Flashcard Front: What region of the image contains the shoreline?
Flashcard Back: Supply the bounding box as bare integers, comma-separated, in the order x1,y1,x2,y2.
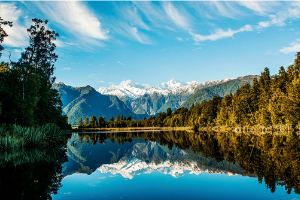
73,125,300,135
72,126,193,132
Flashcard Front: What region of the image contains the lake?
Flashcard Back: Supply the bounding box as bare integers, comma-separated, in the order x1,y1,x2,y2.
1,130,299,199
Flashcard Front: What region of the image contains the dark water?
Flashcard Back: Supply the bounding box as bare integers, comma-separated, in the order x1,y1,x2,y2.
1,131,299,199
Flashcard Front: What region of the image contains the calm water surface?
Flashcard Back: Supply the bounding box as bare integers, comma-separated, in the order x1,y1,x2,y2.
1,131,299,199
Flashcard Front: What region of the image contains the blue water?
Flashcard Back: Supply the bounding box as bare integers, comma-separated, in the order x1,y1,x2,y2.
52,133,300,200
54,170,297,200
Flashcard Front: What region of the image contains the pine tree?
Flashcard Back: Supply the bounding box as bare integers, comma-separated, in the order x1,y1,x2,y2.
84,117,89,125
90,115,98,127
78,116,83,127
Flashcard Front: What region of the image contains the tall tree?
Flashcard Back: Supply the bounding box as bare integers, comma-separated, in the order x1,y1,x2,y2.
0,17,13,58
18,19,66,127
78,116,83,127
90,115,97,127
84,117,89,125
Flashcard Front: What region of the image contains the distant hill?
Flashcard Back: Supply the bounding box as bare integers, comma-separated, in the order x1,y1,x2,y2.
54,75,258,124
181,75,259,108
54,83,140,125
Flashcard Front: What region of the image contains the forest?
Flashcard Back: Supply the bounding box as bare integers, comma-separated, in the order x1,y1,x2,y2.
0,18,69,149
79,52,300,130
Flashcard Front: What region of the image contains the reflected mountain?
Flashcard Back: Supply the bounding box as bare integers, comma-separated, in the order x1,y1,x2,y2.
64,133,244,179
64,131,300,195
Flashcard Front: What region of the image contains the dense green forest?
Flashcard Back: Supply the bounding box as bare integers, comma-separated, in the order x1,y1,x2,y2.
80,53,300,129
0,18,69,129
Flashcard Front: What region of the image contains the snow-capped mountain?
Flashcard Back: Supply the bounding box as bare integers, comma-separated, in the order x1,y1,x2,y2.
64,133,241,178
98,156,236,179
97,78,232,100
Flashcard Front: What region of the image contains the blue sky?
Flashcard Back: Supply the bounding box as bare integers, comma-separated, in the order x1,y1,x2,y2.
1,1,300,89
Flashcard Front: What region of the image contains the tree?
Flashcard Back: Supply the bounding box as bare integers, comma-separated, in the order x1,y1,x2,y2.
84,117,89,125
127,116,132,121
0,17,13,58
17,19,67,127
20,18,58,79
78,116,83,127
116,115,120,122
167,107,172,117
110,116,114,122
90,115,97,127
98,116,106,127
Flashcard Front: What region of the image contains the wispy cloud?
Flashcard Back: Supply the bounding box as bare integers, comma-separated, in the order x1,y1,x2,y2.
207,1,241,19
63,67,71,70
97,81,105,83
257,2,300,29
129,26,151,44
0,3,28,47
163,2,191,30
280,39,300,54
238,1,279,15
193,47,202,51
117,61,125,65
36,1,108,47
191,25,252,42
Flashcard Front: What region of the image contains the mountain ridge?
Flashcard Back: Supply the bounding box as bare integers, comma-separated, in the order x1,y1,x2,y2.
55,75,258,124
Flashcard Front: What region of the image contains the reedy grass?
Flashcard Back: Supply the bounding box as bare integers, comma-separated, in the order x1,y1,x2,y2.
0,124,65,149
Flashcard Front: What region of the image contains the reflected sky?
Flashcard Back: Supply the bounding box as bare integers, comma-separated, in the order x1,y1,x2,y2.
55,166,298,200
52,132,300,200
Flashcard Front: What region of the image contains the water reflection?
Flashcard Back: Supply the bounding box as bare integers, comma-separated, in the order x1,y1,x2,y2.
0,144,67,199
65,131,300,195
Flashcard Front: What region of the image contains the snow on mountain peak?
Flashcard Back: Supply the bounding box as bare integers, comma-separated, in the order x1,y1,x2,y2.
98,157,237,179
119,80,135,87
97,78,232,100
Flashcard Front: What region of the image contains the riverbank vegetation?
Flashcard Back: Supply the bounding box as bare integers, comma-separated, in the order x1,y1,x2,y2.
0,124,66,150
79,53,300,131
0,18,70,148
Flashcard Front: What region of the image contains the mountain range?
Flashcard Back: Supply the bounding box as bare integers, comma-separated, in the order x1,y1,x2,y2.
55,75,258,125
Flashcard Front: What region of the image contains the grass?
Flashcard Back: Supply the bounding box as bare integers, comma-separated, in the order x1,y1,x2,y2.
0,124,66,150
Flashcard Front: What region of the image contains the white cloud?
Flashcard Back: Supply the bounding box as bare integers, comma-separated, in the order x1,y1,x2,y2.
238,1,278,15
0,3,28,47
117,5,149,31
176,37,183,41
257,2,300,30
280,39,300,54
207,1,241,19
163,2,191,30
36,1,108,46
191,24,252,42
63,67,71,70
53,39,65,47
129,26,151,44
117,61,125,65
193,47,202,51
65,42,78,46
97,81,105,83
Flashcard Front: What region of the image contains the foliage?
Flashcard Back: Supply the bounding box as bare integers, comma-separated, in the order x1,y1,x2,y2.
79,53,300,129
0,18,69,128
0,17,13,58
0,124,65,149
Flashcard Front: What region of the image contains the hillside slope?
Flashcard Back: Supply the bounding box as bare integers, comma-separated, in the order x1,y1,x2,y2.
181,75,259,108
